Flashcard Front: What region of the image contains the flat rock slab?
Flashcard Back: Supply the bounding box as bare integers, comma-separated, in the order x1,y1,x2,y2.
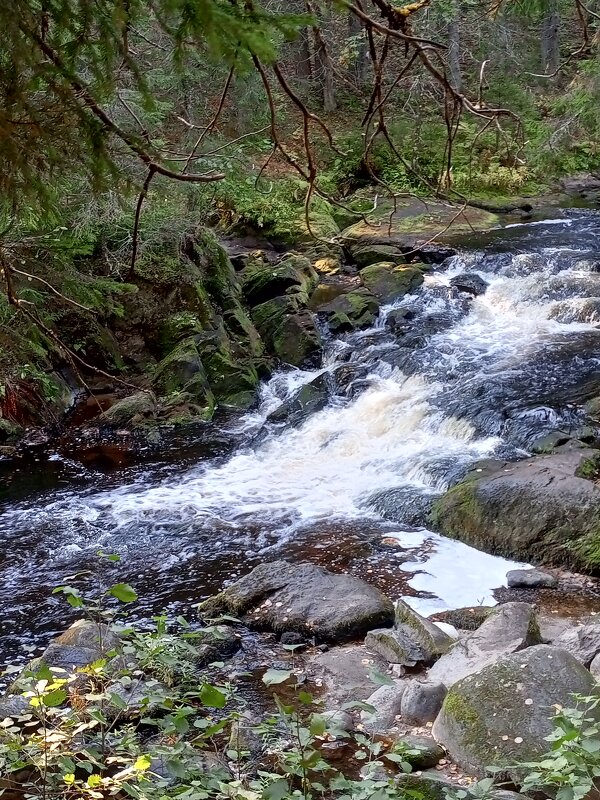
432,645,597,776
555,620,600,666
428,602,542,687
199,561,394,643
308,643,387,707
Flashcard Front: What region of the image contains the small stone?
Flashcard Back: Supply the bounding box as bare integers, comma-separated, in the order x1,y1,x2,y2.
360,682,407,733
400,680,447,725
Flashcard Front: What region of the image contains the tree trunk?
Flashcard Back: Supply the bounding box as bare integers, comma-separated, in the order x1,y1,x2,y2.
286,0,313,82
447,13,462,92
541,0,560,73
314,0,336,112
347,11,367,85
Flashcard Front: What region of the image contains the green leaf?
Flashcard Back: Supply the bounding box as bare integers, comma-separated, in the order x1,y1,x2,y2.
262,668,292,686
368,669,395,686
263,779,290,800
134,755,152,771
42,689,68,707
108,583,138,603
200,684,227,709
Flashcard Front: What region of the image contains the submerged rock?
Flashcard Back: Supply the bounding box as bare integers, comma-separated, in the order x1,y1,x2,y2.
432,645,596,776
198,561,395,642
449,273,488,296
430,450,600,571
267,374,330,425
428,603,542,687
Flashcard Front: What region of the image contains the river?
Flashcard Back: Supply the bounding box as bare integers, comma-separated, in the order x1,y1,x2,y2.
1,209,599,665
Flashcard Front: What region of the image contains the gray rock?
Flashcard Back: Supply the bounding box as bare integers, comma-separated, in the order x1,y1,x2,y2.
392,735,445,769
432,606,495,632
365,628,425,666
320,709,354,734
506,569,558,589
430,450,600,571
105,678,168,719
555,621,600,666
0,696,31,720
308,643,387,707
54,619,120,653
360,682,407,732
432,645,596,776
591,651,600,680
228,711,264,759
428,602,542,687
394,599,454,664
394,772,457,800
36,643,104,672
400,680,447,725
103,392,156,425
199,561,395,643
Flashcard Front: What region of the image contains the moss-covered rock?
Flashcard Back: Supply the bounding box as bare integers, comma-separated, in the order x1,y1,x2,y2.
251,296,321,367
430,450,600,571
353,244,407,269
432,645,597,776
361,262,424,303
318,287,380,332
103,391,157,426
152,337,215,416
241,253,318,307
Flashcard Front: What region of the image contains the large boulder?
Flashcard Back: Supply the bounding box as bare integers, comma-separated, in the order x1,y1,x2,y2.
360,262,424,303
241,253,318,307
428,603,542,687
103,392,157,426
430,451,600,571
198,561,395,643
318,287,380,332
251,296,321,367
395,600,454,660
432,645,597,776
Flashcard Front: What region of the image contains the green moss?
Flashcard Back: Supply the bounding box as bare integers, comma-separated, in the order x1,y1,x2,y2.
429,479,483,538
443,690,481,729
575,453,600,481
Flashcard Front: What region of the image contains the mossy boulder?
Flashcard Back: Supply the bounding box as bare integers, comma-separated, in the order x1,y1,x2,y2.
103,391,157,426
318,287,380,332
152,337,215,417
251,296,321,367
267,374,330,425
352,244,407,269
241,253,318,307
361,262,424,303
0,417,23,443
430,450,600,571
432,645,597,776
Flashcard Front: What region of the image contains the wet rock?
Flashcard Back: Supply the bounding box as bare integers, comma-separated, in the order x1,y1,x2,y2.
430,450,600,571
152,337,215,414
555,620,600,666
361,262,424,303
103,392,156,426
506,569,558,589
428,603,542,687
280,631,307,646
385,307,412,333
228,711,264,760
352,244,407,269
431,606,495,632
449,273,488,296
194,624,242,666
360,682,407,732
395,599,454,662
432,645,597,776
393,735,445,769
319,287,380,332
400,680,447,725
267,374,329,425
198,561,395,643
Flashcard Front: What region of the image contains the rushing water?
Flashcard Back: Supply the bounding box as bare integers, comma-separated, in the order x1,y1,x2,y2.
1,210,600,662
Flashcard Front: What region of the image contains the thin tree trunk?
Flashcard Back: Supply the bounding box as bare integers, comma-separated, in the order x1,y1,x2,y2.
447,11,462,92
348,11,367,85
541,0,560,73
314,0,336,112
